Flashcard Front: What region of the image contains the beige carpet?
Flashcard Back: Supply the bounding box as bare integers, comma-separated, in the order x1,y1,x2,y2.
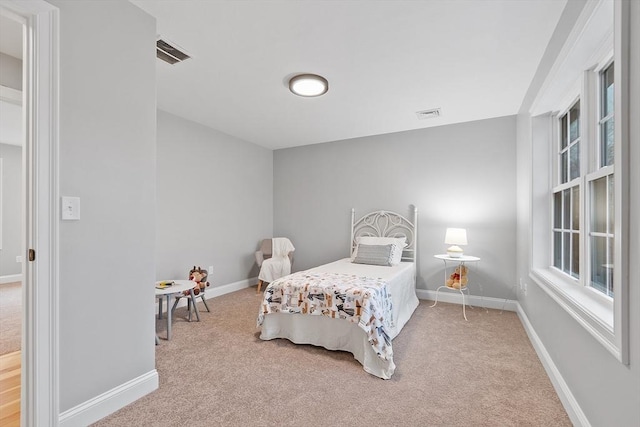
94,288,570,426
0,282,21,355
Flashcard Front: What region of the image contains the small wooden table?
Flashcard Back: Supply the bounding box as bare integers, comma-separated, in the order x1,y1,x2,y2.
155,280,199,340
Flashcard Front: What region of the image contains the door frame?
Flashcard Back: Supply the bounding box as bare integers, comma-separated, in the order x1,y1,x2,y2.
0,1,59,425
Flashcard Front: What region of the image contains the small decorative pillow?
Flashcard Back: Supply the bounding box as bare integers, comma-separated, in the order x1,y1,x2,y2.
352,244,394,266
353,236,406,265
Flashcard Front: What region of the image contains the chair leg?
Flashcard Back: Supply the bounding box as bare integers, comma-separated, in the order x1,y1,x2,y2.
200,295,211,312
257,280,263,293
171,297,180,313
189,290,201,322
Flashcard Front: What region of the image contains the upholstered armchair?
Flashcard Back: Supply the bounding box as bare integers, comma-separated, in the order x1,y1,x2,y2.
255,238,294,293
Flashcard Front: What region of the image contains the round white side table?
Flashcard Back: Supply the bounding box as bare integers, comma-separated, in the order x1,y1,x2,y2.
430,254,481,321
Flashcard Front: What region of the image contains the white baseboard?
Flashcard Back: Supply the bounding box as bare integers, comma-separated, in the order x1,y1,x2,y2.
416,288,518,312
516,304,590,427
0,274,22,284
58,369,158,427
207,276,258,298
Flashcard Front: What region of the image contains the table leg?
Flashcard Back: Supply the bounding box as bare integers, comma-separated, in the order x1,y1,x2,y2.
459,288,468,321
166,294,173,340
429,286,444,307
444,263,448,289
158,297,163,320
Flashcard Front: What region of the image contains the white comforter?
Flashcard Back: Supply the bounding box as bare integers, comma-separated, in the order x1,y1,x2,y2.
259,258,418,379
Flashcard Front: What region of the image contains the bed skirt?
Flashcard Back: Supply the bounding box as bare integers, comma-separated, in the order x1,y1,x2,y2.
260,293,418,379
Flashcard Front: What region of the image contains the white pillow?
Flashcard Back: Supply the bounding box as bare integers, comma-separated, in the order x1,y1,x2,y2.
353,236,406,265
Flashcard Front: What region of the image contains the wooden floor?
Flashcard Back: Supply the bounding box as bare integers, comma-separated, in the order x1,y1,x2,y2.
0,351,20,427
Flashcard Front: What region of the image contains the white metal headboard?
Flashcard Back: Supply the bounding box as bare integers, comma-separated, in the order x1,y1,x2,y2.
350,207,418,263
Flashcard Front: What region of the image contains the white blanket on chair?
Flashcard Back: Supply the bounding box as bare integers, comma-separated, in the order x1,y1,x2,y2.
258,238,295,283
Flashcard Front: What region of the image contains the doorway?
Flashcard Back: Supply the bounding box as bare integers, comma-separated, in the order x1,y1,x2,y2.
0,11,25,427
0,1,59,425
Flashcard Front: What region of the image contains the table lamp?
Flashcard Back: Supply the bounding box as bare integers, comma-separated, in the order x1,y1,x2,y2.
445,228,467,258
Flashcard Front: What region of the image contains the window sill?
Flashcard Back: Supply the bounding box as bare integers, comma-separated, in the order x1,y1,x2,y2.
530,268,621,359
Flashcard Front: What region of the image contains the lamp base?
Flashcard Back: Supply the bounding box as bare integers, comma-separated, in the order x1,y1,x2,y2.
446,245,464,258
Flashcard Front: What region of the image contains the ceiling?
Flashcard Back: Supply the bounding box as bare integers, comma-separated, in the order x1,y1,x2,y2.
132,0,566,150
1,2,568,150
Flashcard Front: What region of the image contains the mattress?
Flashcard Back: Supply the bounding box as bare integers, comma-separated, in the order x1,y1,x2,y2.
259,258,418,379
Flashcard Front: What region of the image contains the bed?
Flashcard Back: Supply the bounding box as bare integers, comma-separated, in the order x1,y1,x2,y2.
257,208,419,379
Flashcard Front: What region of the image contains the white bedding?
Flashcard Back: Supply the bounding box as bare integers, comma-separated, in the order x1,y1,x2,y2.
259,258,418,379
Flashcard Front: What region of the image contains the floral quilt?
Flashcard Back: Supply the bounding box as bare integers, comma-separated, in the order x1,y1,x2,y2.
257,271,394,361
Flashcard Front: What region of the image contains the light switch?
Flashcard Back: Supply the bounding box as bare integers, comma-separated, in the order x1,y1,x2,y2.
61,196,80,220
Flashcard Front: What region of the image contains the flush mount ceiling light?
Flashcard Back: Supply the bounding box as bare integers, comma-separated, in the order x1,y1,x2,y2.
289,74,329,97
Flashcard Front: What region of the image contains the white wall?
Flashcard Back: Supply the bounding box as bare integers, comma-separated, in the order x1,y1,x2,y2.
274,115,517,299
516,1,640,425
156,110,273,285
0,143,21,276
49,0,157,415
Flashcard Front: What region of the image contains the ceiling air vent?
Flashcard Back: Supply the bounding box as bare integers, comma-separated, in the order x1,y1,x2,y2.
415,108,441,120
156,38,190,65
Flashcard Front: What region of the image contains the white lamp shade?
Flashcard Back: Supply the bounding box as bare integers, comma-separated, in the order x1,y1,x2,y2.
444,228,467,245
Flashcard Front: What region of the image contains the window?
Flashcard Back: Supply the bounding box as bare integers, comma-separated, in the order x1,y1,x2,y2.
553,101,581,280
559,101,581,183
586,62,615,297
599,63,614,168
528,0,629,364
588,174,614,296
551,62,615,299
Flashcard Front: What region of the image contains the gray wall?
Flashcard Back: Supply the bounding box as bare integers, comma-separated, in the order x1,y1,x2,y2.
0,143,21,276
50,0,157,413
0,52,22,91
516,1,640,425
274,115,517,299
156,110,273,284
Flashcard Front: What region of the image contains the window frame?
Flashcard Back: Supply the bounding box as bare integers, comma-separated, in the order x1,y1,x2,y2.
528,0,629,365
539,56,620,351
550,57,616,296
